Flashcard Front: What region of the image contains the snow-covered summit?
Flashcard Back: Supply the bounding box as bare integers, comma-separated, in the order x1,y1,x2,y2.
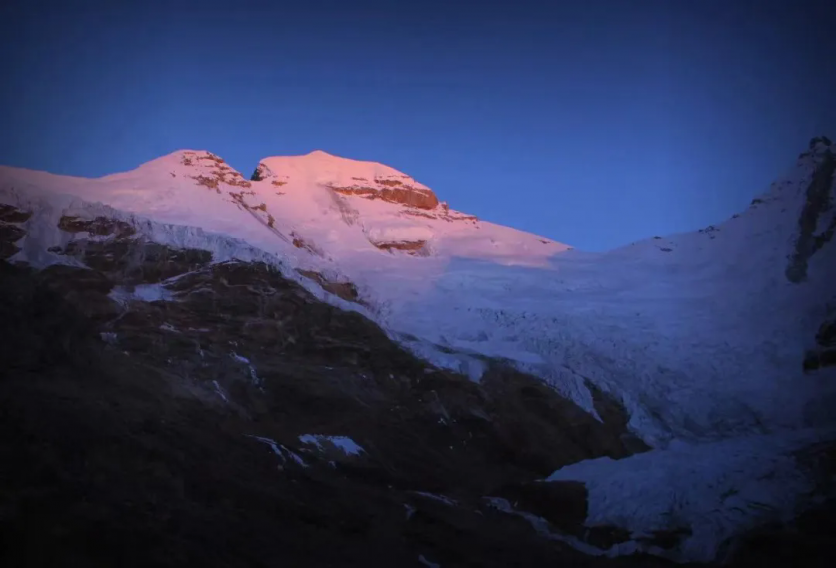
252,149,429,189
108,149,243,178
251,150,439,210
0,145,569,278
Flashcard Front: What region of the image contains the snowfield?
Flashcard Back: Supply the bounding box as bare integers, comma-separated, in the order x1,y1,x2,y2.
1,141,834,562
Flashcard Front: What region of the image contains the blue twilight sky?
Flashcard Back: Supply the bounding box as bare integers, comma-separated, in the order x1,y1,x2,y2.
1,0,834,251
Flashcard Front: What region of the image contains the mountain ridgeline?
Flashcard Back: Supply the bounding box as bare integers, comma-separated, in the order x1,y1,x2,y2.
0,138,834,567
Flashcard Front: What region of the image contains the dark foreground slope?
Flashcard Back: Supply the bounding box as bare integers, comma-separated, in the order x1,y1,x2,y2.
0,256,658,568
0,204,833,567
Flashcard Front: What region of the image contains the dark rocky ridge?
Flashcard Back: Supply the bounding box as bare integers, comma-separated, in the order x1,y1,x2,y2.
786,142,836,283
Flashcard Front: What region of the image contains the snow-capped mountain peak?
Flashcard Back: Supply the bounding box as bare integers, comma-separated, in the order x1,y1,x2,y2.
0,137,834,564
0,146,569,277
109,149,251,186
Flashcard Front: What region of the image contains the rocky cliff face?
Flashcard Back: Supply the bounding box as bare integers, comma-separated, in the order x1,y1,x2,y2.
0,204,30,259
181,150,253,191
786,139,836,283
326,179,440,210
805,311,836,372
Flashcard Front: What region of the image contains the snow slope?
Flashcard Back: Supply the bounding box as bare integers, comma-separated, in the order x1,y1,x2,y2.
2,140,835,562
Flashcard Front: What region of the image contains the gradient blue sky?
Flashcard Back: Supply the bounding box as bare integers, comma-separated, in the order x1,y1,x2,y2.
1,0,834,250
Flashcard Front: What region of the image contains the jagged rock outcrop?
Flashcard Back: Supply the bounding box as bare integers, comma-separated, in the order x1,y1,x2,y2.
181,151,252,192
399,207,478,223
786,139,836,283
250,161,285,186
371,239,430,255
58,215,137,239
250,161,270,182
0,204,33,223
804,313,836,372
289,232,326,258
0,204,30,259
327,181,440,210
52,214,213,285
296,268,361,304
0,221,26,260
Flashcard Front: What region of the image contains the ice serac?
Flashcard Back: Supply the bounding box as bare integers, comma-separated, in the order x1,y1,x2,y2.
252,150,439,209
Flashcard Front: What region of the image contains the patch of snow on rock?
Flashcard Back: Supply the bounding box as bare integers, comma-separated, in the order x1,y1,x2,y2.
299,434,365,456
